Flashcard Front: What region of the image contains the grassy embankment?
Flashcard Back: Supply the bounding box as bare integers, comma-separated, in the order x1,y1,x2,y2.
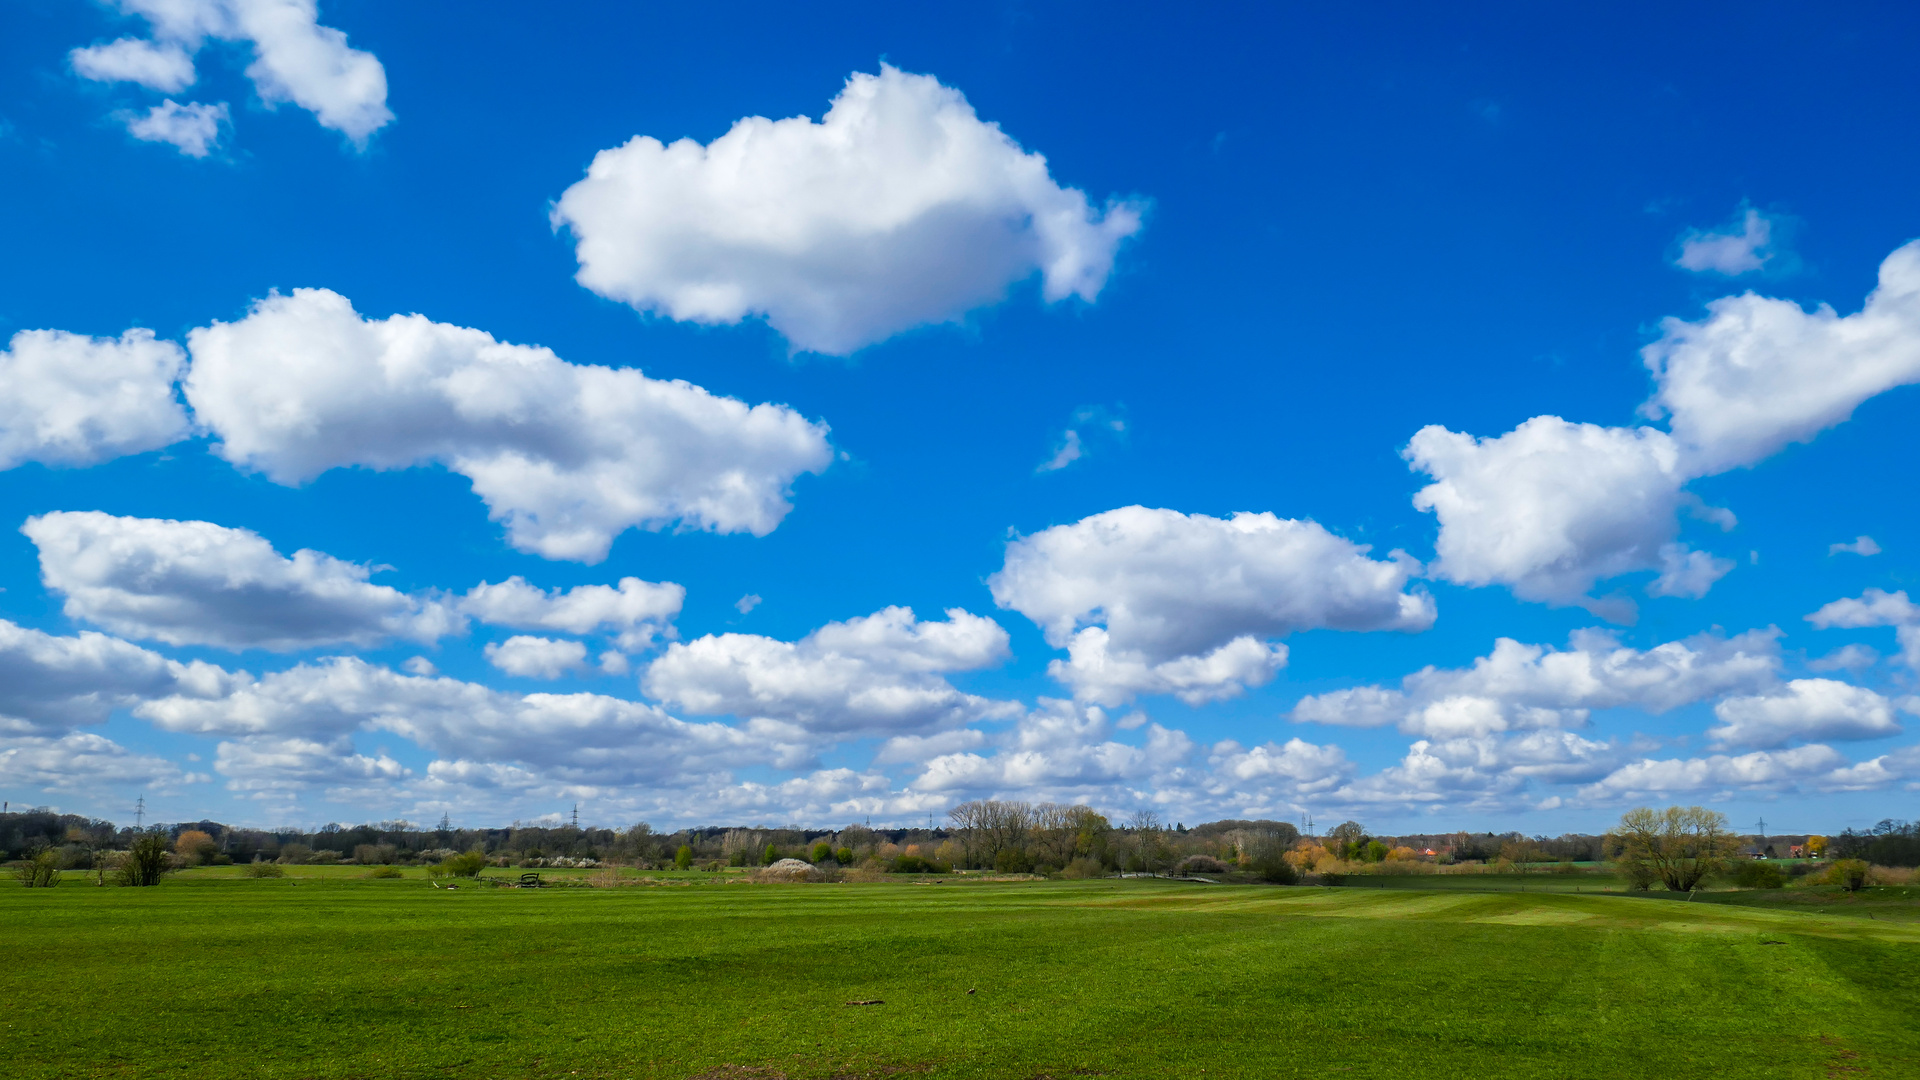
5,869,1917,1080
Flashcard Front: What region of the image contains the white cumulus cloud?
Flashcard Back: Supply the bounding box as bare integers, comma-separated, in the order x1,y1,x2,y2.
24,511,460,651
183,288,833,562
123,99,228,156
484,636,590,679
0,618,223,737
71,37,195,91
1708,679,1904,749
551,64,1144,355
643,606,1017,737
1292,628,1780,739
77,0,390,143
1406,416,1730,617
0,732,200,794
1808,588,1920,670
1409,240,1920,613
989,506,1434,705
462,576,683,650
137,656,811,788
1643,239,1920,476
1580,744,1851,799
0,328,189,469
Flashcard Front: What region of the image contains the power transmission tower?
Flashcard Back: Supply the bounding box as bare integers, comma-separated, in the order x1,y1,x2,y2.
134,795,145,831
571,803,580,830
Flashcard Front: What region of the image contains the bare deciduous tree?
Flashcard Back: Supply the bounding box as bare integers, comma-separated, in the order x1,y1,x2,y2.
118,832,174,887
12,846,61,887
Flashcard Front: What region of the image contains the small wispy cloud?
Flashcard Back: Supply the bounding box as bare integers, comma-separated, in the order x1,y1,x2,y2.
735,593,762,615
1674,205,1791,276
1829,535,1882,557
1037,404,1128,474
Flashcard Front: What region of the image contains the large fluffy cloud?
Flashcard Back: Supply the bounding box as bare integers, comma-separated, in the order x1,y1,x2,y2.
1409,240,1920,613
72,0,391,144
23,511,460,651
0,618,223,737
1644,240,1920,475
1406,418,1729,615
551,64,1144,355
183,288,833,562
0,732,202,794
1292,628,1780,739
1708,679,1905,749
0,329,189,469
643,606,1018,737
989,506,1435,705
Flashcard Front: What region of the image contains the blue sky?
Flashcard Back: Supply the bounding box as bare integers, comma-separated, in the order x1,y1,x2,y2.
2,1,1918,833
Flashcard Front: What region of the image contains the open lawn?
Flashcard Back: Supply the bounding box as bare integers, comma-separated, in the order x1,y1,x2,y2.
5,872,1918,1080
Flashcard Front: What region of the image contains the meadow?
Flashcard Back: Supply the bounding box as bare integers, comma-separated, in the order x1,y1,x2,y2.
6,869,1918,1080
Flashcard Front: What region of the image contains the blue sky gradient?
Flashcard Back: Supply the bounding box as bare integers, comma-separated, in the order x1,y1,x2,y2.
2,1,1918,833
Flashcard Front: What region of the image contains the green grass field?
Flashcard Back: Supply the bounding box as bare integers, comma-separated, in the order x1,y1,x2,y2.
6,870,1918,1080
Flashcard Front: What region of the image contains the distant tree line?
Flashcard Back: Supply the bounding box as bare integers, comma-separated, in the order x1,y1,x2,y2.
7,803,1906,883
1828,820,1920,867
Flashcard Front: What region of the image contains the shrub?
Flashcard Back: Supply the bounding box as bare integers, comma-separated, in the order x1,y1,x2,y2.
1061,857,1104,879
892,854,951,874
835,846,853,865
276,843,312,865
1827,858,1870,892
117,833,174,887
1175,855,1229,875
758,858,821,882
12,847,61,888
810,841,833,864
366,865,405,879
243,861,286,878
674,845,693,870
763,843,779,866
1732,861,1787,889
434,849,488,878
174,830,218,865
1363,840,1390,863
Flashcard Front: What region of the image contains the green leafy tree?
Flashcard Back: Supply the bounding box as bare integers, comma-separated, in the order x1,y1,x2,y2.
674,845,693,870
1609,806,1732,892
810,841,832,864
834,846,853,864
762,843,779,866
